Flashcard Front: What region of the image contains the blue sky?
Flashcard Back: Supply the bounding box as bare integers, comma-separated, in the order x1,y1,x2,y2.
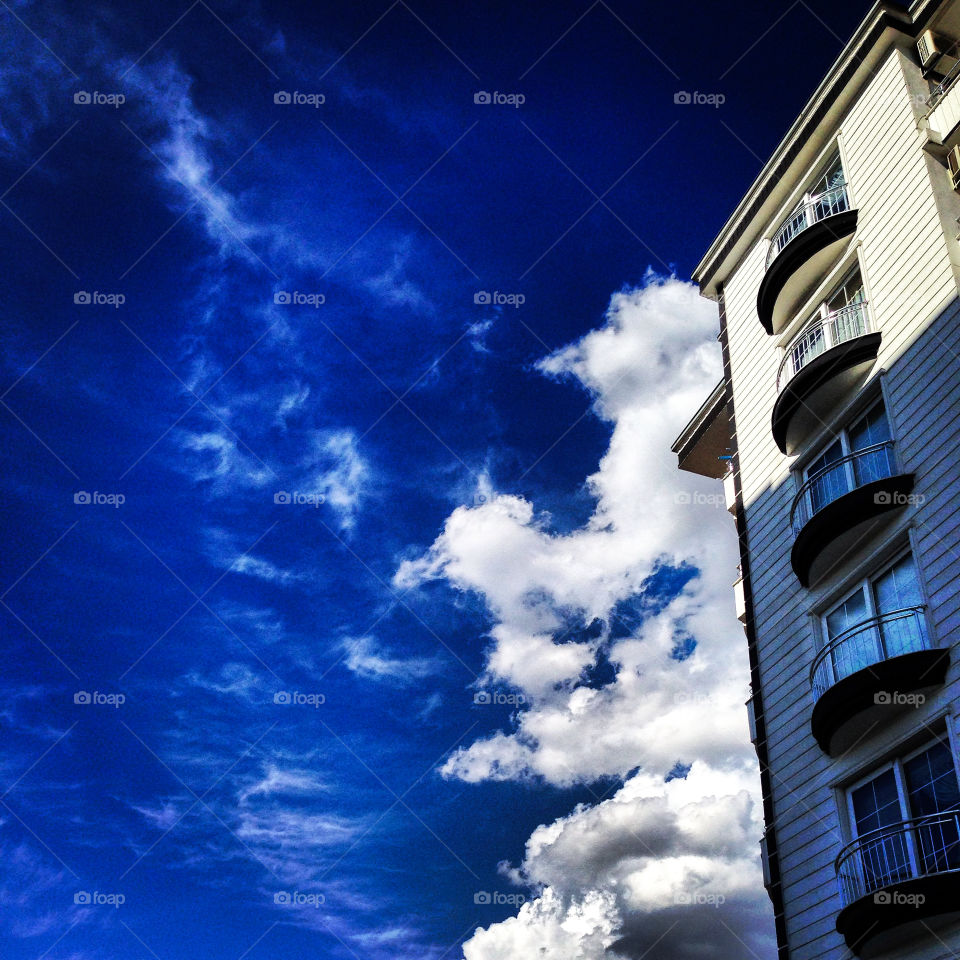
1,2,872,958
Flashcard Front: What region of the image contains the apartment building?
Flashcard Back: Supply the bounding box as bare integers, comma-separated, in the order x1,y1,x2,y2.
673,2,960,957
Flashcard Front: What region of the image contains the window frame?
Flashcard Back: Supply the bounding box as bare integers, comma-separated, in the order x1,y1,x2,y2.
818,548,918,653
801,397,891,491
844,735,960,846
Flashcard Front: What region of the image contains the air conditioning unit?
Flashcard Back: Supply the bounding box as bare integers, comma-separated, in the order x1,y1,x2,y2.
948,144,960,190
918,29,959,74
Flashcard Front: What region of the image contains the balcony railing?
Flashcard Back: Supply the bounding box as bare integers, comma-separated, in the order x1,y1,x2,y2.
766,183,851,268
928,57,960,111
836,810,960,907
776,301,871,392
791,441,899,536
809,606,928,701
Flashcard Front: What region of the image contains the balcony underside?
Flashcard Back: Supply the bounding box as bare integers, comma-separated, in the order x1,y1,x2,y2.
811,649,949,755
772,332,881,454
791,474,915,587
757,210,858,335
837,873,960,956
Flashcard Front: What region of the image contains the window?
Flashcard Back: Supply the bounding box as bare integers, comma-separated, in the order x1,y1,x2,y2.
819,553,926,687
785,267,867,381
846,738,960,891
804,153,846,212
801,399,894,517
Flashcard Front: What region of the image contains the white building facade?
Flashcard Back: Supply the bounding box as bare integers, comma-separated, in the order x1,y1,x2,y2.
674,2,960,957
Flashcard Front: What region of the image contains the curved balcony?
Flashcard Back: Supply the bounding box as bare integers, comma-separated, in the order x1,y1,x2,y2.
809,607,948,754
771,302,881,455
757,184,857,335
836,811,960,954
790,441,915,587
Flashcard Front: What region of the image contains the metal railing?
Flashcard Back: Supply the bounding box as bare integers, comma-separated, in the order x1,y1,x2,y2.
809,606,928,701
928,57,960,110
791,440,899,536
836,810,960,907
766,183,851,268
776,301,871,392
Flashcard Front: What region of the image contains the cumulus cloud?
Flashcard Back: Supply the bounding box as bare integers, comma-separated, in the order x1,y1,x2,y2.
397,275,773,958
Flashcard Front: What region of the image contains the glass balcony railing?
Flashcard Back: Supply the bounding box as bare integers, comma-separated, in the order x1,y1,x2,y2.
791,441,899,536
766,183,851,268
809,606,928,702
776,301,871,392
928,58,960,110
836,810,960,908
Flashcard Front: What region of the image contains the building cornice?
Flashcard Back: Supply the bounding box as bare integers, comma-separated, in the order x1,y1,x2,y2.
694,2,918,298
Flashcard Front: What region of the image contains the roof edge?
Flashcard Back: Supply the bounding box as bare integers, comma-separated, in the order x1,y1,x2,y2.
693,1,919,296
671,380,727,455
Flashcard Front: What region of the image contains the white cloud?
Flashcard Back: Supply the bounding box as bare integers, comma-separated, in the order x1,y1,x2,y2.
299,429,369,529
341,635,441,684
185,662,267,700
179,429,274,490
238,764,330,803
463,888,619,960
396,275,773,958
467,319,494,353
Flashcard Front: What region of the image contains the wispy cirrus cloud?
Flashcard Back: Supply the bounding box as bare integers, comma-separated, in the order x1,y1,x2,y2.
341,635,442,685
